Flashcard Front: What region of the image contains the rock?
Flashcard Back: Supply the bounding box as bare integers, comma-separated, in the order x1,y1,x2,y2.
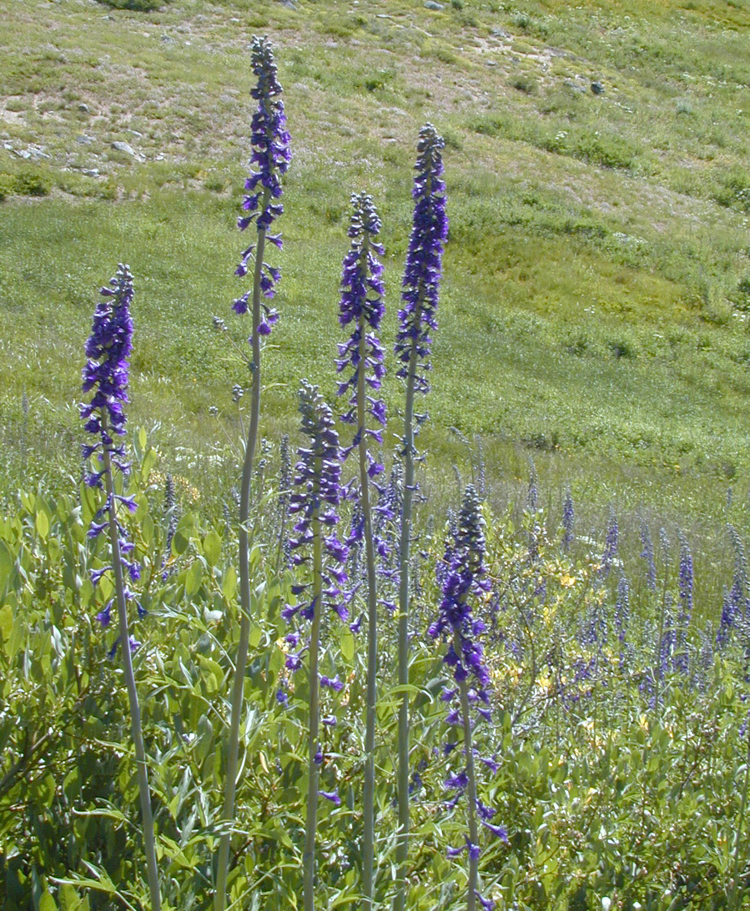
111,141,136,156
591,81,605,95
275,0,297,8
491,26,510,38
563,80,586,94
77,134,94,144
82,168,100,177
77,102,90,114
486,60,498,67
14,146,50,160
424,0,444,8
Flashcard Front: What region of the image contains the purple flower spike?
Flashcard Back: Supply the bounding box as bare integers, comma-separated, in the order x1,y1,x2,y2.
430,485,490,693
394,123,448,395
234,36,291,329
81,265,144,637
336,192,387,440
286,381,349,624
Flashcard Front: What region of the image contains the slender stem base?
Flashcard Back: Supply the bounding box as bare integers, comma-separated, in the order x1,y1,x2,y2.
216,224,267,911
358,295,380,909
394,329,420,911
457,634,478,911
102,429,161,911
304,503,324,911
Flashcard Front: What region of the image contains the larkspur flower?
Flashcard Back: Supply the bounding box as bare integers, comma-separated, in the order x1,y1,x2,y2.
336,192,386,440
394,123,448,395
233,36,290,325
81,265,141,632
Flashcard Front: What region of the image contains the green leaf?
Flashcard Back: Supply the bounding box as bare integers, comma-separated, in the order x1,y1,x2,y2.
0,604,11,643
185,560,204,596
222,564,237,601
339,628,355,663
172,529,189,556
203,530,222,567
35,510,49,540
140,446,158,482
0,541,12,594
249,623,262,649
39,892,57,911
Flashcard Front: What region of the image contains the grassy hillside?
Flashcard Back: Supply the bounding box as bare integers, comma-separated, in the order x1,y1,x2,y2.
1,0,750,524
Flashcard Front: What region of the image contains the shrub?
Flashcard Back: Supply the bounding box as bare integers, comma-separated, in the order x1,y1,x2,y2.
95,0,169,10
11,168,51,197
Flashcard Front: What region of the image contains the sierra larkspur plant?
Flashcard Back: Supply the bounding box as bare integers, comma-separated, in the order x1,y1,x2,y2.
394,122,448,911
80,264,162,911
430,485,502,911
284,379,348,911
334,191,387,905
217,35,291,911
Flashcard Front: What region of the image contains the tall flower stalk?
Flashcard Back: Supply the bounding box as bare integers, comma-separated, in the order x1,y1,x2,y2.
393,123,447,909
284,380,348,911
81,265,161,911
336,193,386,905
217,35,290,911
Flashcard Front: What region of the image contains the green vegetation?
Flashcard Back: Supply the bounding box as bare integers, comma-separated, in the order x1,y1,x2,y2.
1,0,749,515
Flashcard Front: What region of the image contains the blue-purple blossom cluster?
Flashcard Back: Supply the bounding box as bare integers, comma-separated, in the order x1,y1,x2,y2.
430,485,491,698
282,381,349,644
394,123,448,395
336,192,386,463
234,36,291,328
81,264,134,465
80,265,142,644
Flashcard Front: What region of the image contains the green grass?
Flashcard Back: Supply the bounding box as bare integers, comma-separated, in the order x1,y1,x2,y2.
1,0,750,530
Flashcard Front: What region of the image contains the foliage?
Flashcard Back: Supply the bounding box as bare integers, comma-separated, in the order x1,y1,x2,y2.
3,440,750,908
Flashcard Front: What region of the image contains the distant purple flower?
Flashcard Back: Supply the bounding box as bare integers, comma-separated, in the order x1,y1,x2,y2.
615,574,629,645
321,675,345,691
640,519,656,591
601,510,619,577
476,892,496,911
233,36,291,328
562,488,574,550
394,123,448,395
320,789,341,806
674,532,693,673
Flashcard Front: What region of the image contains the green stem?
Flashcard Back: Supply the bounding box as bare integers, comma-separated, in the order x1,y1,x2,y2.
304,489,324,911
216,198,269,911
357,243,380,909
394,299,422,911
456,635,478,911
102,420,161,911
729,734,750,909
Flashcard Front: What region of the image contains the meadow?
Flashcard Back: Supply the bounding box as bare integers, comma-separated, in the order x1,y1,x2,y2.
2,0,750,908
